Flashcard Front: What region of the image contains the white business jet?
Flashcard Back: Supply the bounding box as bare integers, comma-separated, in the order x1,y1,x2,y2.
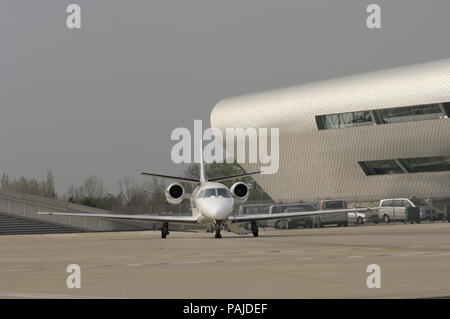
38,143,370,238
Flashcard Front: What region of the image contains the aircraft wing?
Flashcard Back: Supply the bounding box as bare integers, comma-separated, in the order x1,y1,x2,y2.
37,212,200,224
227,208,375,223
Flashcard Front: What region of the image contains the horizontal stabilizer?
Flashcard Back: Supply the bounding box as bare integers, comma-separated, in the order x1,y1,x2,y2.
140,172,200,183
208,171,261,183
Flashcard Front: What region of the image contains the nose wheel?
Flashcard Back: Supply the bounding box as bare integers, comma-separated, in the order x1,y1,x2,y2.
213,220,223,238
251,221,259,237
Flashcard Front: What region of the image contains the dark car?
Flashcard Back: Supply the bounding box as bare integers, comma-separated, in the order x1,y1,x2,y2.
408,198,445,221
272,204,317,229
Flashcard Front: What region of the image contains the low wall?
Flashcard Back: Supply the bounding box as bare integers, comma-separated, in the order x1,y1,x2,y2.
0,189,150,232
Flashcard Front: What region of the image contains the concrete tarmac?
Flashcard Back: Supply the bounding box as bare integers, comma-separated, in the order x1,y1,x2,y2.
0,223,449,298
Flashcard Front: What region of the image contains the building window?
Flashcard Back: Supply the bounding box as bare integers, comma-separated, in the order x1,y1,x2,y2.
377,104,446,124
316,111,372,130
442,102,450,116
359,156,450,175
398,156,450,173
316,101,449,130
358,160,404,175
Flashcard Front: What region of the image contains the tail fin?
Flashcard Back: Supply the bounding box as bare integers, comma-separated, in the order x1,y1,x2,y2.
199,139,207,183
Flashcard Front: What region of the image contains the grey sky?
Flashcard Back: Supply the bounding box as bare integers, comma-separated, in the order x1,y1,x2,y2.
1,0,450,194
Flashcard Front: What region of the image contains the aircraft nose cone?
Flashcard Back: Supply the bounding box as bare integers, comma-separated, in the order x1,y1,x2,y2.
201,198,234,219
219,199,234,217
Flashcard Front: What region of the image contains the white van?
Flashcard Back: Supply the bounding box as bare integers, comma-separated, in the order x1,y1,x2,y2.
378,198,445,223
377,199,409,223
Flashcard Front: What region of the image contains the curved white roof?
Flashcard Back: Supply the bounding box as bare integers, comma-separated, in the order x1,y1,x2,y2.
210,59,450,202
212,58,450,133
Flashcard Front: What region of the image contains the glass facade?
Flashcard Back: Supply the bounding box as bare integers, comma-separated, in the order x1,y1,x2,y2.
377,104,445,124
359,156,450,175
359,160,404,176
443,102,450,116
316,111,373,130
398,156,450,173
316,102,449,130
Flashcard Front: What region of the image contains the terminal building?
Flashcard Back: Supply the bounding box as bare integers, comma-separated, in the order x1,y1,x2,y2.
210,59,450,204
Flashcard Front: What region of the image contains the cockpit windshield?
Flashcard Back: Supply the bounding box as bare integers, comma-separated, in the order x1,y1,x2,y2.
217,188,231,198
199,188,231,198
203,189,216,198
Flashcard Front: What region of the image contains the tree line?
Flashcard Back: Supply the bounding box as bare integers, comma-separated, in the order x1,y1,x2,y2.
1,170,57,199
0,162,271,212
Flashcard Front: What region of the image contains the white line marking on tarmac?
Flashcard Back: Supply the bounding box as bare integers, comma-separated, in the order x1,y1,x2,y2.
1,249,448,274
123,264,144,267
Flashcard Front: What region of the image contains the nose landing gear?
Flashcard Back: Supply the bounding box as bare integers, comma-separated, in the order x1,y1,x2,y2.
161,222,169,238
212,221,259,238
251,221,259,237
213,220,223,238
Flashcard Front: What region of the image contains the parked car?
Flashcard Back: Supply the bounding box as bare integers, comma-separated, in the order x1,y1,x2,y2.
347,211,367,225
316,199,366,226
378,198,445,223
267,203,317,229
408,198,445,221
238,202,320,229
237,203,272,228
377,199,410,223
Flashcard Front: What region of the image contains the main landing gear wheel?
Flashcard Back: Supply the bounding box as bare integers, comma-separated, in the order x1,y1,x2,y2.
161,222,169,238
251,221,259,237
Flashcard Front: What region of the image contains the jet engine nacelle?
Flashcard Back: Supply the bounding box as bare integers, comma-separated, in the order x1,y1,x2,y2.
230,182,249,203
165,183,185,205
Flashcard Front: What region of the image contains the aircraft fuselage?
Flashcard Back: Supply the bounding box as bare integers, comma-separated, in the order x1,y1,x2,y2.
190,182,235,224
